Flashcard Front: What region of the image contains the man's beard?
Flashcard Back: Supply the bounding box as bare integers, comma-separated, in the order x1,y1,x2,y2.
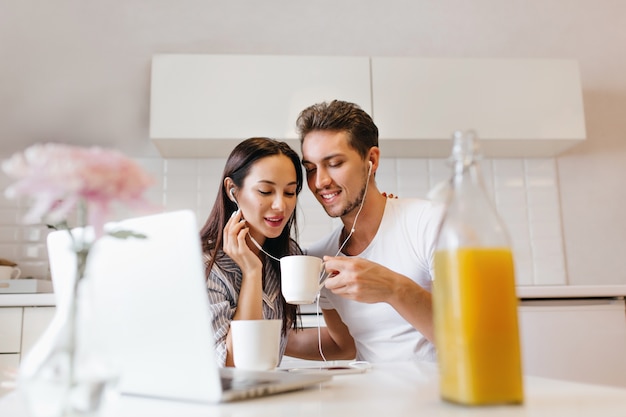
326,182,367,218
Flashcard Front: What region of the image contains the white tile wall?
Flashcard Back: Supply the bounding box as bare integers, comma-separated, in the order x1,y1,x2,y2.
0,156,566,286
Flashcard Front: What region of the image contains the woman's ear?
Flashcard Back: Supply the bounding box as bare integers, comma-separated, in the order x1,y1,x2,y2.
223,178,236,202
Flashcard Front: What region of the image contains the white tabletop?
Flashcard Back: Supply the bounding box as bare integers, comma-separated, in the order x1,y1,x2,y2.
2,361,626,417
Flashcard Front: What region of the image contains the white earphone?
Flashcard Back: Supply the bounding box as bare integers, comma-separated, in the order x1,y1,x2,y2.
368,160,373,177
229,187,242,216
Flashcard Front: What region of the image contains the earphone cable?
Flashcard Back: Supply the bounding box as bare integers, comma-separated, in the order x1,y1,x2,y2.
316,162,372,361
316,295,328,363
247,234,281,262
318,163,371,284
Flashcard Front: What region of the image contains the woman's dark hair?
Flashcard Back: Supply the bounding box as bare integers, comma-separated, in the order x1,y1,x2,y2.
199,137,303,334
296,99,379,159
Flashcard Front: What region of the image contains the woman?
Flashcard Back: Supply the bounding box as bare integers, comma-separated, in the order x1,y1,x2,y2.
200,137,303,367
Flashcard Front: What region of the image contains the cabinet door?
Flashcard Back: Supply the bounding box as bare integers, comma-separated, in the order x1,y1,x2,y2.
371,57,586,157
21,307,56,358
0,308,22,354
0,354,20,397
518,298,626,388
150,54,372,157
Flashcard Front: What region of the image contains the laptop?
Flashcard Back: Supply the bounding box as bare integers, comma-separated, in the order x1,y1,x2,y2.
46,209,331,403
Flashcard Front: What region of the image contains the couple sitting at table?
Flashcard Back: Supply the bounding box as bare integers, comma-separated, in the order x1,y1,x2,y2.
200,100,444,367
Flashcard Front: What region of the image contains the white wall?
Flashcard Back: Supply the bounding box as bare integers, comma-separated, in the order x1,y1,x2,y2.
1,1,625,286
0,155,566,287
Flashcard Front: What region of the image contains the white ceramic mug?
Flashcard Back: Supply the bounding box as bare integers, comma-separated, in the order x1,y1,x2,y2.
0,265,21,280
280,255,324,305
230,319,282,371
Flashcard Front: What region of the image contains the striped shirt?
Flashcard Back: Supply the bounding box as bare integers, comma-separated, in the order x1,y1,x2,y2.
205,251,288,367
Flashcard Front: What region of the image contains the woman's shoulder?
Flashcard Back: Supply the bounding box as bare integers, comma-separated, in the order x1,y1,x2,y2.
206,250,240,279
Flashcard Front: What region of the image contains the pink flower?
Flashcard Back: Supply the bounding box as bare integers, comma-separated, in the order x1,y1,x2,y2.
2,143,155,238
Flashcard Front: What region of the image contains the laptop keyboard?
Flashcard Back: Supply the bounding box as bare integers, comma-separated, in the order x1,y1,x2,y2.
221,375,273,391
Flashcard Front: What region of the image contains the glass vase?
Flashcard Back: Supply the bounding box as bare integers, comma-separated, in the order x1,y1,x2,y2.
18,250,120,417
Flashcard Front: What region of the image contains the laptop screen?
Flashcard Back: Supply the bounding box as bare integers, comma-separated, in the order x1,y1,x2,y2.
47,210,225,402
47,209,332,403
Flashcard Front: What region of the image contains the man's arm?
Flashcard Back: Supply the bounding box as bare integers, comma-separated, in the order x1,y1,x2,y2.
285,308,356,360
387,276,434,343
322,256,434,343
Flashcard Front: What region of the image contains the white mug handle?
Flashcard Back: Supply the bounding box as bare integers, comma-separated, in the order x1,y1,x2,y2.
11,267,21,279
318,262,329,290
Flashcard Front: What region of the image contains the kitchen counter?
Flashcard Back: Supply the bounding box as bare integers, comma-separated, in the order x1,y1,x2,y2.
297,284,626,388
517,284,626,299
297,285,626,315
2,361,626,416
0,293,56,307
3,285,625,308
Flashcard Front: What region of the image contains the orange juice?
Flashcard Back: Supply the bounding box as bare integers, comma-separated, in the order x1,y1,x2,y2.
433,247,523,405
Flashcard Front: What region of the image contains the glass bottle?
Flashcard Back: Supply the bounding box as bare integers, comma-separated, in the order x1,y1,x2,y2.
432,130,523,405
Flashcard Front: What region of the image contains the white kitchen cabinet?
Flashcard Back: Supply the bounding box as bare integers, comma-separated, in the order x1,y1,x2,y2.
371,57,586,157
0,306,55,397
150,54,372,157
294,295,626,387
0,308,22,353
21,307,55,357
518,297,626,387
150,55,586,158
0,307,24,397
0,354,19,397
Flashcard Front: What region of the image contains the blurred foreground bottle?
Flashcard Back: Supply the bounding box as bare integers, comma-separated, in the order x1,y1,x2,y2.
432,130,523,405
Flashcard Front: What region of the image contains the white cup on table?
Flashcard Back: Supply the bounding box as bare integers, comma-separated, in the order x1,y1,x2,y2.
0,265,21,280
230,319,282,371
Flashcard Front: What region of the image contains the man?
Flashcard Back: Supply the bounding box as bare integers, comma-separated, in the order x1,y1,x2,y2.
285,100,444,363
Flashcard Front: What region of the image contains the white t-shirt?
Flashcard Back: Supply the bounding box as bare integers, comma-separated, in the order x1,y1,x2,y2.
307,198,444,363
